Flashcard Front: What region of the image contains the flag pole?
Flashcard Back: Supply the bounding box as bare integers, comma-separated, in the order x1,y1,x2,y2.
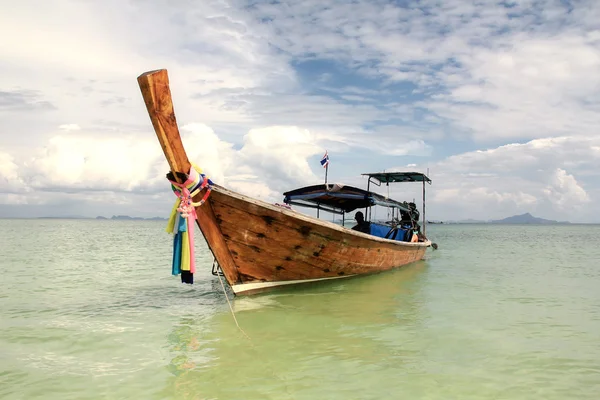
321,150,329,186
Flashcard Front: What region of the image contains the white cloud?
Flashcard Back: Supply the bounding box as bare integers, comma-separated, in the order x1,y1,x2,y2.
0,123,326,214
24,133,165,192
238,126,322,186
417,136,597,221
1,126,598,221
543,168,590,210
180,123,236,186
0,152,25,195
182,124,323,195
0,0,448,156
58,124,81,131
0,194,29,205
0,0,298,148
1,0,600,222
429,35,600,141
242,0,600,142
0,152,19,181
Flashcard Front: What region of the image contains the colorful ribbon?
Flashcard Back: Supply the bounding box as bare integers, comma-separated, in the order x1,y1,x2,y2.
166,164,213,279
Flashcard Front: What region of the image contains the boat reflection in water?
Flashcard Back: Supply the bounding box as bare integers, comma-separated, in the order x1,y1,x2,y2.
162,261,429,399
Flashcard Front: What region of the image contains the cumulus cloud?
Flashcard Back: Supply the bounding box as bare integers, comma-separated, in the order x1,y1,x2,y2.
58,124,81,131
237,126,322,187
180,123,236,185
244,0,600,142
0,0,442,158
24,133,165,192
543,169,590,210
1,0,600,221
1,194,29,205
0,152,24,194
0,123,326,214
181,123,323,196
429,35,600,141
417,136,596,221
1,126,597,221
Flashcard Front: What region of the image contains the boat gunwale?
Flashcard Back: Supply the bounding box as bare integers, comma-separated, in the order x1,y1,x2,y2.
230,275,357,295
210,184,432,248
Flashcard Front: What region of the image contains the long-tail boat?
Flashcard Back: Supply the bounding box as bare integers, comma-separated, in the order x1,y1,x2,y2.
137,69,433,296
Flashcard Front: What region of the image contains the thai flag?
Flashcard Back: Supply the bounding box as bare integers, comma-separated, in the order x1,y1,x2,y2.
320,151,329,168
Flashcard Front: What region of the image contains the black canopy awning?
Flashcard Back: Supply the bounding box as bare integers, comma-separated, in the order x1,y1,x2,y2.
362,171,432,184
283,184,411,213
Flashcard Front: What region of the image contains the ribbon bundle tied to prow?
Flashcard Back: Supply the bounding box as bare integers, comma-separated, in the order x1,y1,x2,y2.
166,163,213,284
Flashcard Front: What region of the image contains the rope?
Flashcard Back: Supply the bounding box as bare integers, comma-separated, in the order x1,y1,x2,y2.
163,165,291,396
215,263,251,340
213,262,295,399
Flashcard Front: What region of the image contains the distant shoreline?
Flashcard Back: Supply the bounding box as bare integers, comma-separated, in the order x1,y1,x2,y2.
28,216,169,221
0,212,596,224
0,218,597,225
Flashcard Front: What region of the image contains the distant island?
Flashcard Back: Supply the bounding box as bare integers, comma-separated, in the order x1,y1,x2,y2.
35,215,167,220
490,213,569,224
445,213,570,225
38,215,88,219
34,212,569,224
96,215,168,221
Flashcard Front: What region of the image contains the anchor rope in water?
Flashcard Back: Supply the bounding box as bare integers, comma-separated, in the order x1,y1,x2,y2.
214,260,251,340
163,165,293,397
162,164,291,397
213,260,295,398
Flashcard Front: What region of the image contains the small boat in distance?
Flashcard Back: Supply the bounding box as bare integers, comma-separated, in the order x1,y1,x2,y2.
137,69,434,296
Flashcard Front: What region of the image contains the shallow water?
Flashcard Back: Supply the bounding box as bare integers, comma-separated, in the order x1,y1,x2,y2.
1,220,599,399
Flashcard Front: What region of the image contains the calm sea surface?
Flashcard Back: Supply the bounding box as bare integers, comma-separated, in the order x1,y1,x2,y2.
1,219,599,399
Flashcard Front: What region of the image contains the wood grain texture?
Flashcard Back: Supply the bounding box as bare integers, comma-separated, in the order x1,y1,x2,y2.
137,69,240,285
208,185,428,286
137,70,190,175
138,69,429,295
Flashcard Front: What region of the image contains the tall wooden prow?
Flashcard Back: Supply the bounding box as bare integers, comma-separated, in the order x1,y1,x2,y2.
137,69,191,176
136,69,239,285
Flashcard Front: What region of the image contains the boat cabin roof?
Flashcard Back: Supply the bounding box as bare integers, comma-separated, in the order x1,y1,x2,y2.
283,184,411,214
362,171,432,184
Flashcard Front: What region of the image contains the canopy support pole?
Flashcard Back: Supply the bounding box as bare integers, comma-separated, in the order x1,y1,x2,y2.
422,178,426,236
366,178,371,221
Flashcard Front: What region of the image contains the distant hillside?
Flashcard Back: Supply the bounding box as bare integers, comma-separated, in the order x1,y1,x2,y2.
490,213,569,224
95,215,168,221
38,215,89,219
458,218,486,224
110,215,145,220
443,213,570,225
445,218,487,224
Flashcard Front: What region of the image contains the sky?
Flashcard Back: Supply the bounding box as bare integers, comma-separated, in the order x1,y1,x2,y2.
1,0,599,222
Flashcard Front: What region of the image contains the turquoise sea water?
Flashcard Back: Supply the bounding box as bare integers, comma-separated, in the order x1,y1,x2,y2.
1,219,599,399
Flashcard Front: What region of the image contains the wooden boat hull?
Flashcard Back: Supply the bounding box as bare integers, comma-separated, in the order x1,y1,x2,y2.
196,185,429,295
136,69,430,296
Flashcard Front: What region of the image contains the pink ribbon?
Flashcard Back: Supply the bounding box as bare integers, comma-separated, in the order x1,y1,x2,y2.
169,174,198,274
